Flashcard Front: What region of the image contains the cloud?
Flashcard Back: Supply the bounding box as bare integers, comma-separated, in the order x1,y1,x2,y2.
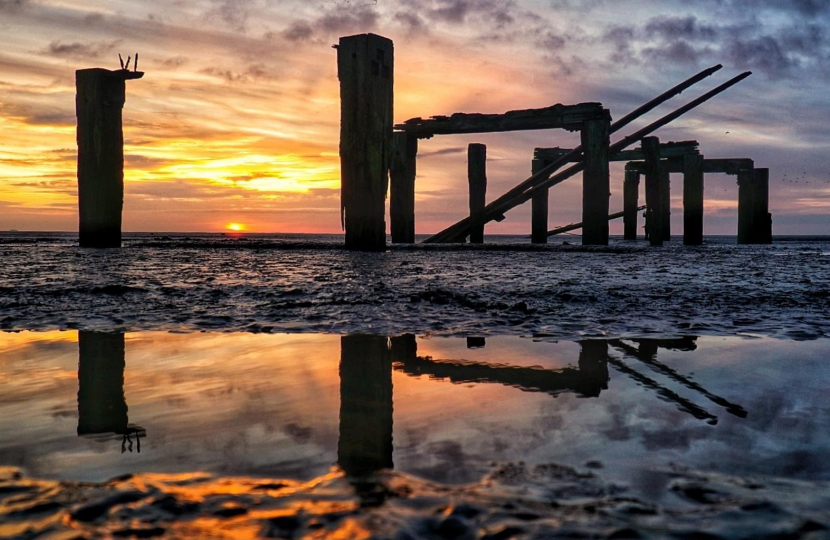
282,21,313,42
0,0,27,13
45,40,121,59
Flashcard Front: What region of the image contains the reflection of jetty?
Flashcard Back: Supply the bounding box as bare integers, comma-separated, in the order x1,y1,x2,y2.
77,331,145,452
336,34,769,250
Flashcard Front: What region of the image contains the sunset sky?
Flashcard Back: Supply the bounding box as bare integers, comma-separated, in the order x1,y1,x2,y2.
0,0,828,234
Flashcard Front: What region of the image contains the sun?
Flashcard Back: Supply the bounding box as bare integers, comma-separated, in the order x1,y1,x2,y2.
226,223,245,232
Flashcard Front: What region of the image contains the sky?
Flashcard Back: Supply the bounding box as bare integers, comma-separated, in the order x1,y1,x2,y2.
0,0,828,234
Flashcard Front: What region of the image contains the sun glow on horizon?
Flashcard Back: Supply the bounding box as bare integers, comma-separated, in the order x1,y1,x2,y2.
226,223,245,232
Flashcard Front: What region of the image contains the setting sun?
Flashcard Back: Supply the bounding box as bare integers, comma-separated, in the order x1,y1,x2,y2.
226,223,245,232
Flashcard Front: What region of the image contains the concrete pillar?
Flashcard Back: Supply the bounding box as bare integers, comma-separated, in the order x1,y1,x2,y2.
531,158,549,244
390,132,417,243
76,68,143,248
683,153,704,245
660,169,671,241
581,118,611,245
338,335,393,476
754,168,772,244
737,168,754,244
468,143,487,244
623,169,640,240
337,34,393,251
642,137,663,246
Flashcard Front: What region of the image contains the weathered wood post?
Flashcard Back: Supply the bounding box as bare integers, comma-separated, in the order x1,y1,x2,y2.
581,118,611,245
623,169,640,240
660,169,671,241
390,132,417,243
736,167,754,244
683,153,704,245
77,331,127,436
753,168,772,244
337,34,394,251
468,143,487,244
642,137,663,246
338,335,393,475
531,158,549,244
76,68,143,248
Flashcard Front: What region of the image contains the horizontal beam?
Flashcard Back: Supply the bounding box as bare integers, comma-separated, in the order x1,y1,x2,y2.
535,140,699,163
539,205,646,237
626,158,754,175
394,103,609,139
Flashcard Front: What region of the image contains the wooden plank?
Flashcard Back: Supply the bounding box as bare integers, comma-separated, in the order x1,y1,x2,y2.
624,170,640,240
390,132,417,243
535,140,699,164
531,159,549,244
395,103,606,138
76,68,143,248
338,34,393,251
643,137,663,246
627,157,754,175
683,153,705,245
468,143,487,243
582,118,611,245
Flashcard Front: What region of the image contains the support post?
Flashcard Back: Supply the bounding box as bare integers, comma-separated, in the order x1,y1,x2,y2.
683,153,704,245
581,118,611,245
338,335,393,475
468,143,487,244
642,137,663,246
531,158,549,244
737,168,754,244
337,34,394,251
660,169,671,241
76,68,143,248
390,132,417,243
753,168,772,244
623,170,640,240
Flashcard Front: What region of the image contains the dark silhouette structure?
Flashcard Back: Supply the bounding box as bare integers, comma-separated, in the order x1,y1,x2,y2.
337,34,394,251
468,143,488,244
76,67,143,248
77,331,145,451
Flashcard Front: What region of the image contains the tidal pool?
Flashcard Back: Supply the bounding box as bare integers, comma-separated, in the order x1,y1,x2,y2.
1,331,829,539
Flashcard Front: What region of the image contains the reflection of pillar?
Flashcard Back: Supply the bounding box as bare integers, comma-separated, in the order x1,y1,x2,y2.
338,335,393,476
77,331,127,436
577,340,609,397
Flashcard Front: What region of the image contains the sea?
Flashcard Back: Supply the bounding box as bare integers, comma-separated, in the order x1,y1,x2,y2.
0,233,829,539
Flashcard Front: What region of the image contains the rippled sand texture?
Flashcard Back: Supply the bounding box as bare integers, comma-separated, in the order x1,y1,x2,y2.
1,236,828,338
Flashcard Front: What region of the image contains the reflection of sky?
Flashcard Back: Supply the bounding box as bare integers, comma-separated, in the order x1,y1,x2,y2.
0,331,828,503
1,1,829,233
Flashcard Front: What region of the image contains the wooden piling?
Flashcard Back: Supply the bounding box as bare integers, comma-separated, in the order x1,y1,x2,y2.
753,168,772,244
337,34,394,251
660,170,671,241
683,153,704,245
737,168,754,244
390,132,417,243
468,143,487,244
76,68,142,248
642,137,663,246
531,158,549,244
77,331,127,436
581,118,611,245
623,170,640,240
338,335,393,475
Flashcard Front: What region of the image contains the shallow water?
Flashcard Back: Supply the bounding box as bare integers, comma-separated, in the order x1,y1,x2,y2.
1,331,829,538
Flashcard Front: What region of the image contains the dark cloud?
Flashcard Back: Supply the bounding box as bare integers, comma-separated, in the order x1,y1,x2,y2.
282,21,313,42
206,0,248,33
156,56,189,68
394,11,425,31
199,63,277,82
45,40,120,59
0,0,27,13
316,6,378,35
419,147,465,158
644,16,717,41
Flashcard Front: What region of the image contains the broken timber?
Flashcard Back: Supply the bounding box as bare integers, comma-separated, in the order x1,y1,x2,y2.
424,69,750,243
537,206,645,238
76,68,143,248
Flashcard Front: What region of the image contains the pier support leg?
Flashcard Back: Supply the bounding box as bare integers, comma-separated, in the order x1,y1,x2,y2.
660,170,671,241
581,118,611,246
754,168,772,244
642,137,663,246
683,154,704,245
468,143,487,244
338,335,393,476
390,132,417,243
76,69,141,248
737,168,754,244
337,34,394,251
531,158,549,244
623,170,640,241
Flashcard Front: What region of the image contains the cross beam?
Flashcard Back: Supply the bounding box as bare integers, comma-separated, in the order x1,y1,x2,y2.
625,158,754,175
535,140,699,163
